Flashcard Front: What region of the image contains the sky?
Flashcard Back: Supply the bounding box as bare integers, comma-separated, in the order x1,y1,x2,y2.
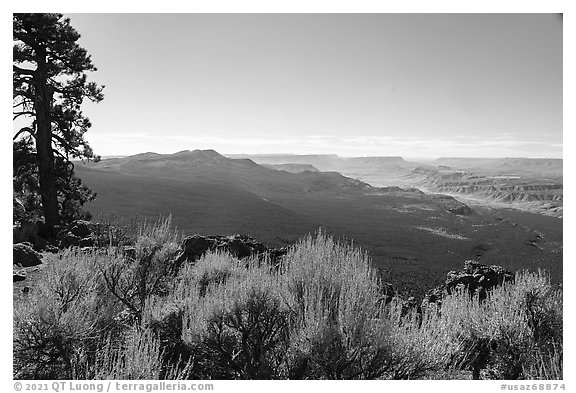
64,13,563,158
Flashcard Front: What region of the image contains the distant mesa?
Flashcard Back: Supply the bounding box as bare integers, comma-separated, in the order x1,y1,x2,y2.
78,148,377,197
168,149,225,160
81,150,563,220
122,152,162,160
172,149,220,156
434,157,562,174
407,158,563,217
373,186,424,195
263,163,320,173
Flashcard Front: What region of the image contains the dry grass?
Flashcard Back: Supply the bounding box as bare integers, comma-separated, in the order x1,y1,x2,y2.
414,270,563,379
13,223,562,380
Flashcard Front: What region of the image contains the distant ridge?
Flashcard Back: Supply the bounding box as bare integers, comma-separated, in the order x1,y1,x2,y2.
79,149,374,196
263,163,320,173
433,157,562,177
74,148,563,296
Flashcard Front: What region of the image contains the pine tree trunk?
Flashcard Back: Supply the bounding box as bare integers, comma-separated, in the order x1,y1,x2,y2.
34,47,59,229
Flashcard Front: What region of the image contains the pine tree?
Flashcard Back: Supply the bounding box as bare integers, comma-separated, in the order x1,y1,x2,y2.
13,13,104,229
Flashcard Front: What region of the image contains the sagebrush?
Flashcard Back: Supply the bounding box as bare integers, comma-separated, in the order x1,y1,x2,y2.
13,221,562,380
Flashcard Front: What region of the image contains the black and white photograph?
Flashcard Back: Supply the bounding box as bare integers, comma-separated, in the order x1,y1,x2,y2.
10,6,567,387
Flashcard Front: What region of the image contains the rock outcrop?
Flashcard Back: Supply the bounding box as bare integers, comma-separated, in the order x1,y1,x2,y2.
425,194,473,215
58,220,100,248
13,219,49,249
407,166,563,217
13,269,27,282
175,234,288,267
422,260,514,308
13,243,43,268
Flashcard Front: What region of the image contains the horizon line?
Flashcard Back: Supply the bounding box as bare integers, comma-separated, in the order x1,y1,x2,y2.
95,149,564,161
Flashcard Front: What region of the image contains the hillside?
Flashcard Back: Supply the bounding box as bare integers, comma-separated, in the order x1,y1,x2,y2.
76,150,563,297
433,157,563,179
262,163,320,173
234,154,564,217
405,160,563,217
228,153,423,186
86,150,372,196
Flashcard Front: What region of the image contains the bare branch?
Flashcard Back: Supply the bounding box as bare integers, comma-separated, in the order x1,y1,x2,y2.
52,148,67,160
13,100,33,109
13,127,34,141
13,65,35,75
100,265,141,317
13,111,35,120
13,88,34,101
52,133,74,153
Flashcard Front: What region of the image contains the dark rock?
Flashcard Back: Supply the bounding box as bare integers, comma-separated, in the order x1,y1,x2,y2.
13,243,43,267
427,194,473,215
219,237,254,259
219,235,268,258
78,237,95,248
13,220,46,248
45,244,60,253
422,260,514,309
69,220,93,238
13,270,27,282
447,204,473,215
60,233,82,248
175,235,218,265
463,260,515,288
175,234,288,268
57,220,103,248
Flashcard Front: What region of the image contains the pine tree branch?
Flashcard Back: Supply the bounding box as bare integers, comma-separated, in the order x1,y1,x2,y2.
13,88,34,101
13,99,33,109
13,31,39,50
13,65,35,75
52,133,73,152
13,111,35,120
46,49,94,74
13,127,34,141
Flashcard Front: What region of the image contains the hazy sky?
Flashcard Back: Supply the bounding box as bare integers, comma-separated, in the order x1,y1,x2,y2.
66,13,562,158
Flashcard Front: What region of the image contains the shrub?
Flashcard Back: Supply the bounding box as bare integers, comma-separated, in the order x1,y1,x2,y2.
420,270,562,380
144,298,194,379
13,250,122,379
175,251,243,300
13,217,183,379
98,217,181,323
181,263,291,379
90,214,135,248
279,232,395,379
76,327,169,379
380,299,441,379
14,223,562,381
